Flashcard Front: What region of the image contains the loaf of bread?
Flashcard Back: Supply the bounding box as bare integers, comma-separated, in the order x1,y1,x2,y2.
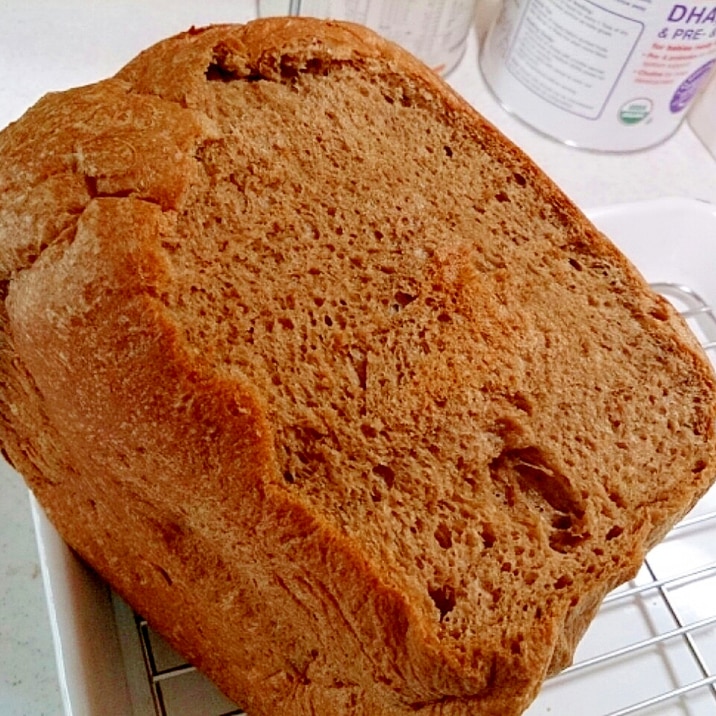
1,18,715,715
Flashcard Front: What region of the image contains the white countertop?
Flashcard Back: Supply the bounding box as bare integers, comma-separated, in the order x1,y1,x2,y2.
1,3,715,715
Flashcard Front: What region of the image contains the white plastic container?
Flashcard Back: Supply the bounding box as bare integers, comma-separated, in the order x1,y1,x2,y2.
480,0,716,152
689,69,716,158
256,0,478,76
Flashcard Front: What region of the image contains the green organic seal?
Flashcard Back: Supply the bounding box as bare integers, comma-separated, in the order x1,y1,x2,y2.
618,98,653,125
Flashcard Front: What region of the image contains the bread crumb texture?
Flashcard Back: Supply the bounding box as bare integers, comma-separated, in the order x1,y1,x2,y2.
1,18,715,716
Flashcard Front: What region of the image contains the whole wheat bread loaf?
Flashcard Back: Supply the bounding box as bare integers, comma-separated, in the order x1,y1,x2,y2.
1,18,715,716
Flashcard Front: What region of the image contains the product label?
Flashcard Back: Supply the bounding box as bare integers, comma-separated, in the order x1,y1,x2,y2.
481,0,716,149
505,0,644,119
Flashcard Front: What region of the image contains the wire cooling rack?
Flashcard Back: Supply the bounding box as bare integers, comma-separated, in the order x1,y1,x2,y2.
120,282,716,716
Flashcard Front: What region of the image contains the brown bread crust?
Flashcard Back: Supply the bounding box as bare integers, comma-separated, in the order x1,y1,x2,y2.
1,18,715,715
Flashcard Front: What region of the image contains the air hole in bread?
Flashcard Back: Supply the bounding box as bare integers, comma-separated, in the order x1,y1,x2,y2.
393,290,417,309
372,463,395,488
152,563,174,586
508,392,533,415
205,42,252,82
434,521,453,549
491,447,584,519
608,490,626,508
84,175,98,198
553,575,573,590
549,528,588,553
350,349,367,389
428,584,456,620
206,62,238,82
510,637,524,655
551,514,573,530
480,524,497,549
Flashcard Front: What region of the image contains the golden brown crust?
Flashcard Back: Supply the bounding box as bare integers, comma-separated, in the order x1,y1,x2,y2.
1,17,715,716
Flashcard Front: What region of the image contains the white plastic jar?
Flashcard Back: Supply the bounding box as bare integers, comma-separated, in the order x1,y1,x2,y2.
480,0,716,151
257,0,478,76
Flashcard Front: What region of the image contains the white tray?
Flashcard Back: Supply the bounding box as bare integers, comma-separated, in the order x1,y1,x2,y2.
30,197,716,715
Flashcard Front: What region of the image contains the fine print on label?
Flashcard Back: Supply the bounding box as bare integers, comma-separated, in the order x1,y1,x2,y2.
480,0,716,151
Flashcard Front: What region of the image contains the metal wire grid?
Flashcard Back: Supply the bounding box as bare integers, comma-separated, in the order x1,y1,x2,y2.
132,282,716,716
135,615,245,716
